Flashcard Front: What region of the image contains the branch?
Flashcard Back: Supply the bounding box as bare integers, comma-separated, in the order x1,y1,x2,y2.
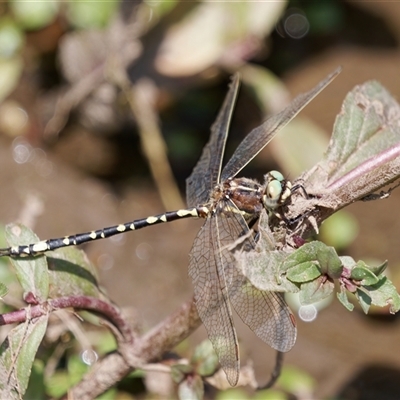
285,80,400,239
67,299,201,400
0,296,133,343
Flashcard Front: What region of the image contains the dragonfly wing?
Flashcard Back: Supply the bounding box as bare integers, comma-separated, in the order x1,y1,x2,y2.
188,212,240,386
221,67,341,181
218,207,297,352
229,276,297,352
186,74,240,207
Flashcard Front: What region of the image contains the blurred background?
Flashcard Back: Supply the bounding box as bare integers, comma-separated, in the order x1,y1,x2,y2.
0,0,400,398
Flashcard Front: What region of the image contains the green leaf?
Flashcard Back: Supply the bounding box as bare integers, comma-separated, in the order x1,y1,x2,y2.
364,277,400,314
235,247,295,292
337,288,354,311
96,388,118,400
192,340,219,378
46,353,89,398
144,0,178,17
171,364,191,384
178,374,204,400
0,281,8,298
356,288,371,314
5,224,49,302
9,0,59,30
277,365,315,396
66,0,118,29
45,371,70,398
216,388,250,400
367,260,388,277
0,252,15,296
350,265,379,285
282,241,342,280
25,360,46,400
93,330,116,355
0,315,48,398
234,211,297,292
254,390,286,400
304,80,400,192
0,19,24,58
286,261,320,283
46,247,100,298
339,255,356,269
299,277,334,305
319,210,359,250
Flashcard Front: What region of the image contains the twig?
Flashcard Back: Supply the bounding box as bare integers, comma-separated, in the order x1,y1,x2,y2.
257,351,284,390
0,296,132,344
67,299,200,400
286,146,400,240
120,76,185,210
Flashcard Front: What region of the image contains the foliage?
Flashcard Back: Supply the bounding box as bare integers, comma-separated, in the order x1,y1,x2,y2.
237,79,400,319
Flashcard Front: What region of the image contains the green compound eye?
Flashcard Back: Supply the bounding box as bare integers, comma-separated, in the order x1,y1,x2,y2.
263,170,292,210
267,180,283,202
269,170,285,183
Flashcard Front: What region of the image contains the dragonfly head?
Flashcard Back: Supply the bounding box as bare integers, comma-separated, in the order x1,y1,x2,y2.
262,170,292,211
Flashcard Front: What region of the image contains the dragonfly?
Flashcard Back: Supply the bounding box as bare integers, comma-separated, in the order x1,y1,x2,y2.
0,67,341,385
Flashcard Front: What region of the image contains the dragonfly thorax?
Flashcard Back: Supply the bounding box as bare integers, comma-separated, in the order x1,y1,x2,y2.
218,177,265,215
211,171,292,219
262,170,292,211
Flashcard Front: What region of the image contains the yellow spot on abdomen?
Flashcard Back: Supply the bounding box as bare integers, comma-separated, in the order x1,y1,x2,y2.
117,224,126,232
32,241,49,252
177,208,198,217
146,216,158,224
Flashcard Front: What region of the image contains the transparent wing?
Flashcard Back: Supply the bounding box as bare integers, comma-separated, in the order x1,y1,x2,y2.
221,67,341,181
218,207,297,352
186,74,240,207
229,275,297,352
188,196,297,385
188,207,240,386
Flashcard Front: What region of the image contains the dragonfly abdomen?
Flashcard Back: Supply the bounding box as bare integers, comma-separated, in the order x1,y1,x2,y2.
2,206,211,257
